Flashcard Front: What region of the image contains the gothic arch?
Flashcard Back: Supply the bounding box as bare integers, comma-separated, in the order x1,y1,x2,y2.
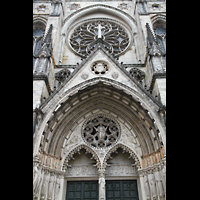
151,14,166,28
58,4,140,62
33,16,47,30
34,78,165,163
103,143,141,169
62,144,101,170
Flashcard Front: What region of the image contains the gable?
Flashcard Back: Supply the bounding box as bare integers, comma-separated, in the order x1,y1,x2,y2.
65,48,138,91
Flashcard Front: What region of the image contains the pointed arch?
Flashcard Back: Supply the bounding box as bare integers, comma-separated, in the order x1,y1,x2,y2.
34,77,165,163
103,143,142,169
62,144,101,170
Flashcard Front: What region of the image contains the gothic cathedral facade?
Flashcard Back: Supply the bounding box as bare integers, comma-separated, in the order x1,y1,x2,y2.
33,1,166,200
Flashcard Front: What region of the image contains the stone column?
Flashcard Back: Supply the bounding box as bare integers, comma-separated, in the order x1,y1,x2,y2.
98,169,106,200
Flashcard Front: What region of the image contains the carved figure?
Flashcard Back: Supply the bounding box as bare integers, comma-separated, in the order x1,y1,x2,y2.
154,170,165,198
99,176,106,200
48,172,55,200
144,173,151,200
148,172,157,200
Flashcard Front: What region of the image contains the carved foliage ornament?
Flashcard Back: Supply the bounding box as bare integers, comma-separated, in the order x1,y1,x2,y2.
70,20,129,58
82,114,121,148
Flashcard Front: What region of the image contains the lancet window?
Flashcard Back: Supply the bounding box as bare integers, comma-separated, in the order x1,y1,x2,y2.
153,21,166,54
33,26,45,66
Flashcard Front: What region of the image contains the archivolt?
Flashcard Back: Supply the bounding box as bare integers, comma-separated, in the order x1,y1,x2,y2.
62,4,137,31
40,81,163,160
34,78,165,160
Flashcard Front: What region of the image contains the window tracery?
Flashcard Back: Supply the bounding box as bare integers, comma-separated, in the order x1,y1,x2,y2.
69,20,129,58
153,24,166,54
82,114,121,148
33,28,45,66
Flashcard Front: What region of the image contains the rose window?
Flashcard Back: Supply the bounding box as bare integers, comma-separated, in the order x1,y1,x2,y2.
69,20,129,58
82,115,121,148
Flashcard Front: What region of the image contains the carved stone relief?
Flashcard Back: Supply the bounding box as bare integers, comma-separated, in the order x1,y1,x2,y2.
66,165,98,177
63,125,83,157
111,72,119,79
106,164,137,176
81,73,88,80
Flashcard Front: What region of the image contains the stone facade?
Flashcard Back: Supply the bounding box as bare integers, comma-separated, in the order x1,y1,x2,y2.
33,0,166,200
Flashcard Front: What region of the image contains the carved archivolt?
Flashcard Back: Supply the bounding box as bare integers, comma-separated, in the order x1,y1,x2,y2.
103,143,141,169
62,144,101,170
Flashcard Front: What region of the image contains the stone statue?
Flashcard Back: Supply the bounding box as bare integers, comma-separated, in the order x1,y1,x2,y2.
148,172,157,200
144,173,151,200
154,170,165,199
48,172,55,200
98,170,106,200
54,175,61,199
41,169,50,199
99,177,105,200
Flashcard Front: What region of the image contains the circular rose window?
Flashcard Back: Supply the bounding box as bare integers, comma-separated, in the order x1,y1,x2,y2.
69,20,129,58
82,114,121,148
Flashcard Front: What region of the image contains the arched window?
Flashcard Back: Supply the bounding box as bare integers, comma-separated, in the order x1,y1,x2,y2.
33,23,45,66
153,20,166,55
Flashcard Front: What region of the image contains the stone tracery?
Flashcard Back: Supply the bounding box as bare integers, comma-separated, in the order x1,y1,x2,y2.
69,20,129,58
82,114,121,148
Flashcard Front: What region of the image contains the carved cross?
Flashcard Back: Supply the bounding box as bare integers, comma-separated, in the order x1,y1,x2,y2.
95,23,105,38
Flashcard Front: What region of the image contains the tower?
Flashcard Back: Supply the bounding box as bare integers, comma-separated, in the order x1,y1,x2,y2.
33,1,166,200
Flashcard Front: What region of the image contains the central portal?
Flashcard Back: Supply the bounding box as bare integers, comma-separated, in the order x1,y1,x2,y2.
66,181,99,200
106,180,139,200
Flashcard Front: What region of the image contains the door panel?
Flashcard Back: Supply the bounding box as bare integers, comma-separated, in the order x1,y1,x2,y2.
66,181,98,200
106,180,139,200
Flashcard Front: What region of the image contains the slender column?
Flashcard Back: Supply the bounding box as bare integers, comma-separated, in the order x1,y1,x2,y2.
98,169,106,200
